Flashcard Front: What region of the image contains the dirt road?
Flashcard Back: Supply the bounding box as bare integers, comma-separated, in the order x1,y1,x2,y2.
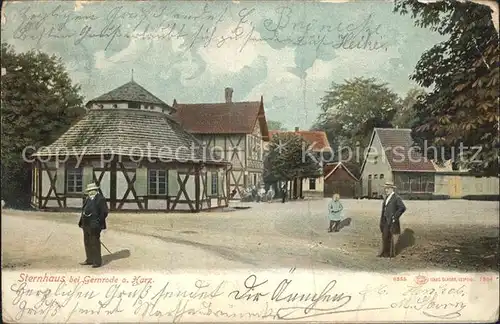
2,199,499,272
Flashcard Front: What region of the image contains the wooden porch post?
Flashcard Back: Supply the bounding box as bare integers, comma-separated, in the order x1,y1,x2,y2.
195,164,201,212
110,158,117,210
37,160,42,209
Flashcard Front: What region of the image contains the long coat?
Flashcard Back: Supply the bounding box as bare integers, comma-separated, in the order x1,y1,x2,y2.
380,193,406,234
328,200,344,221
78,193,109,230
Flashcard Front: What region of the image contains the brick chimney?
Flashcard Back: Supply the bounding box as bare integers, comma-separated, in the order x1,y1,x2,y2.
295,127,299,132
225,87,233,103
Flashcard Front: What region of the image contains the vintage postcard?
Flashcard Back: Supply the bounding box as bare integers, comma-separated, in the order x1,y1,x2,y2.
1,0,499,323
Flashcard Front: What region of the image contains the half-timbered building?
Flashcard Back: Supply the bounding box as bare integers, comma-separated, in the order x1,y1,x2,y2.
173,87,269,199
31,80,228,212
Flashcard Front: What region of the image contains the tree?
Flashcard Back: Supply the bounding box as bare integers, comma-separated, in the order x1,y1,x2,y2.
394,0,499,175
1,43,85,209
392,88,427,129
267,120,286,131
263,132,322,184
313,77,401,162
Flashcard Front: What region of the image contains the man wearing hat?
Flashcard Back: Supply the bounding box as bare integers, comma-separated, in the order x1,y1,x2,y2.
78,183,109,268
378,181,406,258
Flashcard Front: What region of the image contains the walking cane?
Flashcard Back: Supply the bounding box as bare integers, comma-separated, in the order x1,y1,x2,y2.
389,235,393,260
389,219,395,260
101,241,112,254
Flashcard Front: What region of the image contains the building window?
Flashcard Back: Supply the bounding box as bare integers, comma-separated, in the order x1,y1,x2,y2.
253,174,257,185
374,174,378,179
66,168,83,193
149,170,167,195
368,175,372,180
309,178,316,190
112,104,118,108
380,174,384,179
211,172,218,195
128,102,140,109
395,173,434,193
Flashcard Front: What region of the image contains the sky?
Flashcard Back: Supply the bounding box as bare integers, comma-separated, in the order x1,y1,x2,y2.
1,0,446,130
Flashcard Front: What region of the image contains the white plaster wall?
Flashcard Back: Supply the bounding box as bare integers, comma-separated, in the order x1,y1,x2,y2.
42,171,50,196
362,133,394,196
185,176,196,200
175,203,192,211
210,198,218,207
93,171,111,197
67,198,83,208
147,199,168,210
116,171,135,199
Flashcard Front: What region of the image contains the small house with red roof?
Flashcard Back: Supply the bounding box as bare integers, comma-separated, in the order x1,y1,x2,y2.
360,128,499,198
173,88,269,200
268,127,332,199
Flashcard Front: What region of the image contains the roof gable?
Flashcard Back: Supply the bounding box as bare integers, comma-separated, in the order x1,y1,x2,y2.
87,81,169,107
324,162,359,181
269,130,331,151
174,98,269,139
362,128,436,173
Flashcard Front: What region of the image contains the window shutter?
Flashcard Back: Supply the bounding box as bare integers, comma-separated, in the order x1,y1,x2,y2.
207,172,212,196
55,166,65,194
83,166,93,191
168,170,179,196
135,167,147,196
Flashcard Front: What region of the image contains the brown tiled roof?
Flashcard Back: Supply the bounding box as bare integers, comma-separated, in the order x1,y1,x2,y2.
324,162,359,181
173,100,269,140
86,81,170,107
269,130,331,151
32,109,225,164
373,128,436,172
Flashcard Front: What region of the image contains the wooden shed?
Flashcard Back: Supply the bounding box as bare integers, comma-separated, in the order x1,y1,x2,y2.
323,162,360,198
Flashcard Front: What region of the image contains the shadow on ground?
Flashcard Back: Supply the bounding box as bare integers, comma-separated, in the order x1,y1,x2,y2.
424,235,499,271
103,249,131,265
396,228,416,255
338,217,352,231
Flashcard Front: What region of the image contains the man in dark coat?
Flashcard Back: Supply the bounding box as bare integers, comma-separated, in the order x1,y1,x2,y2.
378,181,406,258
78,182,109,268
281,182,287,203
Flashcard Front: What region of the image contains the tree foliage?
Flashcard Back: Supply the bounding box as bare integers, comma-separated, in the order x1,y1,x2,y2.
1,43,85,208
266,120,286,131
394,0,499,175
313,77,401,160
263,133,322,183
392,88,427,129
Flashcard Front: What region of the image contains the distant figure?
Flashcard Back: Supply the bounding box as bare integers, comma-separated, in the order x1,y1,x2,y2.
78,183,108,268
378,181,406,258
327,193,344,232
281,183,287,203
257,186,265,202
251,185,257,201
230,189,237,199
266,187,275,202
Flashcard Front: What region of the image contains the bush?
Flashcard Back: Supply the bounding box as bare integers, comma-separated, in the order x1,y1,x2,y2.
431,195,451,200
399,193,450,200
462,195,499,201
